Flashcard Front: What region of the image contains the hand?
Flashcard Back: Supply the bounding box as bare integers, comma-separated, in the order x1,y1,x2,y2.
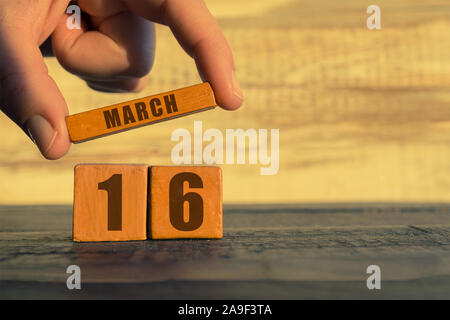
0,0,243,160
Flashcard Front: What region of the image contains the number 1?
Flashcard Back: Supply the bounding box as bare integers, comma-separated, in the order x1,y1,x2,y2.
98,174,122,231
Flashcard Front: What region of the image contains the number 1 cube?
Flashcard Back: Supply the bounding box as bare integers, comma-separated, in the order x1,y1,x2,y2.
73,164,148,242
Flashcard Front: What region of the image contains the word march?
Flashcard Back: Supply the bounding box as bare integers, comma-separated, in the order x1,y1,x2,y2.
103,94,178,129
65,83,217,143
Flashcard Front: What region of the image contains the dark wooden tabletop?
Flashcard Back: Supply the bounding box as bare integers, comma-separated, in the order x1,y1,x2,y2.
1,204,450,299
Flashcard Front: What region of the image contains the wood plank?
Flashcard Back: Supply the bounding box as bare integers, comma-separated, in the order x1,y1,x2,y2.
2,278,450,299
2,204,450,232
65,83,216,143
1,205,450,299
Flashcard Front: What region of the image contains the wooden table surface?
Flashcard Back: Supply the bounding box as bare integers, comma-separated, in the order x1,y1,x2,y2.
1,204,450,299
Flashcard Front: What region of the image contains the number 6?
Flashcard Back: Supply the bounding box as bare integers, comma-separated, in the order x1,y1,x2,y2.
169,172,204,231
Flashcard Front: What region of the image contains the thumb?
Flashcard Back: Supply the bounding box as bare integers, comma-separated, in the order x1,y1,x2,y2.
0,33,70,160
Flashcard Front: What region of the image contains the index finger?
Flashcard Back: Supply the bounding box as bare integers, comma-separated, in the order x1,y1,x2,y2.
125,0,243,110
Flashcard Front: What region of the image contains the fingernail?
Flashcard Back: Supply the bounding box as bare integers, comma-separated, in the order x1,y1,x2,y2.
231,71,243,100
25,115,57,156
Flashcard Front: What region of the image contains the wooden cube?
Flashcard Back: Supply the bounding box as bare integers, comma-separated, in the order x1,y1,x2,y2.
66,83,216,143
149,166,223,239
73,164,148,242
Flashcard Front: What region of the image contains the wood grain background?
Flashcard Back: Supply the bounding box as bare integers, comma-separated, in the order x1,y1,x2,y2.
0,0,449,204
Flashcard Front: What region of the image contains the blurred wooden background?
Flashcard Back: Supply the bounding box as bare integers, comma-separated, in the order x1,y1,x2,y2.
0,0,449,204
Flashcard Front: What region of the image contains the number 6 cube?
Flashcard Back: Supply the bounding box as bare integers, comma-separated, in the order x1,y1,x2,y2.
73,164,148,242
149,166,223,239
